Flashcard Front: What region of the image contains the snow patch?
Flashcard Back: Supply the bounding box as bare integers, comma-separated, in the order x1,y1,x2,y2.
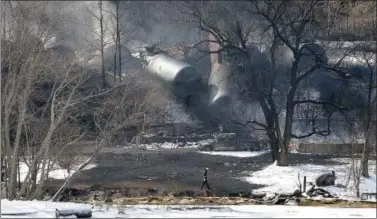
1,200,91,218
199,151,268,158
1,200,376,218
243,158,376,200
18,161,97,183
133,139,214,150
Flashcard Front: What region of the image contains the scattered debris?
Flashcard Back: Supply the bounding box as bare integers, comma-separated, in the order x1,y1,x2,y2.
293,189,301,197
55,208,92,218
306,185,337,198
147,188,158,196
335,183,346,188
272,195,288,205
117,208,126,214
361,192,376,201
228,191,251,198
104,198,113,203
244,185,338,205
315,171,336,187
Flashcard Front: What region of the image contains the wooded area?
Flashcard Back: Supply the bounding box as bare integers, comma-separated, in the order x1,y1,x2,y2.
1,0,376,201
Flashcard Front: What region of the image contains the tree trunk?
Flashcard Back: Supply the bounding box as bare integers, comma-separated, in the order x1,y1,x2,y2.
113,50,117,81
279,99,293,167
361,147,369,178
17,157,21,191
116,1,122,82
278,53,299,166
256,95,281,163
99,0,106,88
279,107,293,166
3,74,16,199
1,130,8,199
361,58,375,178
28,147,37,197
0,8,2,193
16,128,54,199
28,159,38,199
267,131,279,162
361,126,371,178
8,94,29,200
33,151,49,199
278,145,288,166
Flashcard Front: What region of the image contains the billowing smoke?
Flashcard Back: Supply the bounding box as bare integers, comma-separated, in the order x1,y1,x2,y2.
3,1,374,137
3,1,202,70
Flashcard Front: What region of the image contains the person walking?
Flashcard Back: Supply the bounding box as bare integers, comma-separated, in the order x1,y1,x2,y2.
201,168,211,190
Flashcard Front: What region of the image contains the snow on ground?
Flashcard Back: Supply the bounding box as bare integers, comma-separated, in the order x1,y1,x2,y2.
1,200,376,218
131,142,184,150
320,40,376,50
18,161,97,183
199,151,268,158
130,139,215,150
1,200,91,218
243,158,376,200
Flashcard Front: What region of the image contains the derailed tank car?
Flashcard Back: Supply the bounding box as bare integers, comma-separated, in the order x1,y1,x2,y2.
138,50,206,110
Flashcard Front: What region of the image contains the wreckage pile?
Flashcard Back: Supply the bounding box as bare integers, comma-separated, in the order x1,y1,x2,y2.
305,185,337,198
229,186,337,206
228,171,339,205
47,185,338,206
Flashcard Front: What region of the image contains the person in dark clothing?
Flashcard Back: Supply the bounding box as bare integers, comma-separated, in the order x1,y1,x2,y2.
200,168,211,190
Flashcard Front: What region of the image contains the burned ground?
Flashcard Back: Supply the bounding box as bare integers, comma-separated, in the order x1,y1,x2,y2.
45,148,349,196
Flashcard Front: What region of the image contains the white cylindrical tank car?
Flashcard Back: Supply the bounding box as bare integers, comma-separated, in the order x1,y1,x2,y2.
208,62,232,105
146,54,201,84
144,53,204,106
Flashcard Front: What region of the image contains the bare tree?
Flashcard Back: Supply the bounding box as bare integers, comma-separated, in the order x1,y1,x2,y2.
340,42,376,179
50,70,157,201
347,118,363,198
2,1,97,200
103,1,140,82
85,0,111,88
359,50,376,178
98,0,106,88
1,1,165,201
177,1,354,166
1,1,67,199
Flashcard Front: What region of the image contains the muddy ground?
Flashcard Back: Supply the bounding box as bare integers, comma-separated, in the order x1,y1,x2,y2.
44,147,349,196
